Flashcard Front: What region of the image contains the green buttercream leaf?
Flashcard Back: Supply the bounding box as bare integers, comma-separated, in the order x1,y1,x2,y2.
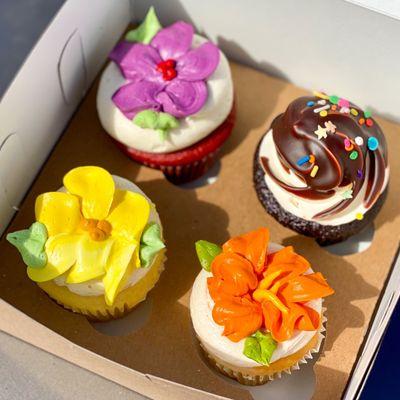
133,110,179,140
195,240,222,272
6,222,48,268
125,6,162,44
243,331,277,366
140,222,165,268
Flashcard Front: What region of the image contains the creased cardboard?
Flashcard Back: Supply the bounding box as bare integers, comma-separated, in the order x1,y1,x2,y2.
0,62,399,400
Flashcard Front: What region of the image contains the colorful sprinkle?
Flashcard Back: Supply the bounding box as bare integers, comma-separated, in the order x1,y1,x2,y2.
324,120,337,133
340,107,350,114
364,110,372,118
307,101,315,107
310,165,319,178
350,108,359,116
329,95,339,104
314,104,330,114
342,189,353,199
314,125,328,140
357,169,363,179
338,98,350,108
359,118,365,125
297,155,310,166
344,138,354,151
349,150,358,160
309,154,316,164
318,99,327,105
314,91,329,100
356,213,364,220
366,118,374,127
320,110,328,117
367,136,379,151
331,105,337,111
355,136,364,146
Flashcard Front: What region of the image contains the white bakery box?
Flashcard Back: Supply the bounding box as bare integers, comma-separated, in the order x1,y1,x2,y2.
0,1,399,399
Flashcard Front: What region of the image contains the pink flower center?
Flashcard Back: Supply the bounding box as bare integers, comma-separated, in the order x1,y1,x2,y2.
156,59,177,81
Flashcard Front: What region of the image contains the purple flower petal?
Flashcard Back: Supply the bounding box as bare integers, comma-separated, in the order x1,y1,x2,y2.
151,22,194,60
110,42,162,81
156,80,207,118
176,42,220,81
112,80,164,119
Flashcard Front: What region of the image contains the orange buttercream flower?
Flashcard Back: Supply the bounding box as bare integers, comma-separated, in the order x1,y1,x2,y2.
207,228,334,343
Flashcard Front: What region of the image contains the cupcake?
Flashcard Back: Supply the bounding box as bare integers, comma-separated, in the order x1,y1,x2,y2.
190,228,334,385
97,7,235,184
254,93,389,245
6,166,166,320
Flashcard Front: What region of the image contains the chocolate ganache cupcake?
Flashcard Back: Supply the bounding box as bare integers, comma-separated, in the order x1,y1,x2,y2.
254,93,389,245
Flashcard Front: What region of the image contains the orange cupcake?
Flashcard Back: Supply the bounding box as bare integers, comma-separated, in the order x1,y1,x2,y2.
190,228,333,385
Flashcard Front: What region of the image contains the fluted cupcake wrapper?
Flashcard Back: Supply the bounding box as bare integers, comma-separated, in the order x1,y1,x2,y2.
38,251,166,321
202,306,327,386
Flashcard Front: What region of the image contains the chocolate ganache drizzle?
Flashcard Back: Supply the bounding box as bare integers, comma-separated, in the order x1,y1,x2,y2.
261,94,388,220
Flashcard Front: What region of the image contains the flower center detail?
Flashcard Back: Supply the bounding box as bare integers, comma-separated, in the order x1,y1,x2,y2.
252,273,289,314
80,218,112,241
156,59,177,81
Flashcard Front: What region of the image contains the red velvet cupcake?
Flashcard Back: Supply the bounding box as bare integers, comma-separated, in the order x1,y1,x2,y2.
97,8,234,183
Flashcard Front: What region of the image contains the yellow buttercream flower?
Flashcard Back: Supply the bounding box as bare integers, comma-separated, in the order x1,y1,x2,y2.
28,166,150,306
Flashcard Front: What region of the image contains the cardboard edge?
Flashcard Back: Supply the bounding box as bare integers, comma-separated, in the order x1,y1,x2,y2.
0,298,230,400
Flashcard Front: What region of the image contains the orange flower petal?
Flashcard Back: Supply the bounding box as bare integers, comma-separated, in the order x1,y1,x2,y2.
222,227,269,274
262,246,311,290
262,300,321,342
209,252,258,298
267,246,310,273
280,272,335,303
295,304,320,331
212,295,263,342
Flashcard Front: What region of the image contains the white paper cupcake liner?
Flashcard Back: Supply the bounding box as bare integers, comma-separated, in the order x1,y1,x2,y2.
202,306,327,386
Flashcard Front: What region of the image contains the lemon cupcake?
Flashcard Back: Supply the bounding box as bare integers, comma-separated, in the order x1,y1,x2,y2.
190,228,334,385
7,166,165,320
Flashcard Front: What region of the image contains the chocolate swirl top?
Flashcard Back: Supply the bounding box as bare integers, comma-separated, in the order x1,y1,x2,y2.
261,94,388,219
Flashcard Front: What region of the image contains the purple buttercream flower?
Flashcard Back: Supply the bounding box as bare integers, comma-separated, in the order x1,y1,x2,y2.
110,21,220,119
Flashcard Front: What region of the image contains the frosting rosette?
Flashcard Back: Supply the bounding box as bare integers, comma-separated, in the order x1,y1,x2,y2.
110,21,220,119
191,228,334,375
7,166,165,307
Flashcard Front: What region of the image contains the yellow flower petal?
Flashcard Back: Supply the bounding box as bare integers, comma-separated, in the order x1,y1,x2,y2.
107,190,150,242
103,239,138,306
66,235,114,283
35,192,81,236
63,166,115,220
27,233,80,282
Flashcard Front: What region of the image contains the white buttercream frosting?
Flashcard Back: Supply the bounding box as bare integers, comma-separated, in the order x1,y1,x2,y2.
53,175,162,296
190,243,322,368
259,129,389,226
96,35,234,154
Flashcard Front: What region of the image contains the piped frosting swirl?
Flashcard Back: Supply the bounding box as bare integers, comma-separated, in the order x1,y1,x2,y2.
261,94,388,220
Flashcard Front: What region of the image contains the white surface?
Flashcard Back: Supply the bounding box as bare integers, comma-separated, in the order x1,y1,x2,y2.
190,243,322,368
97,35,233,153
258,129,389,226
0,331,147,400
346,0,400,19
